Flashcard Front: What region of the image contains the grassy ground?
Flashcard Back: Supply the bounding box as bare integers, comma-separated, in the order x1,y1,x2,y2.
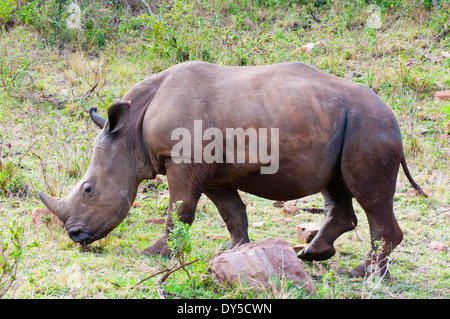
1,0,449,299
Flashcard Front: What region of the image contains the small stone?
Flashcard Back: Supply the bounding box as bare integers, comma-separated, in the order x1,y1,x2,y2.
428,241,448,253
441,51,450,59
281,202,299,215
293,244,308,252
252,221,266,228
297,223,321,243
31,208,62,226
272,201,285,208
207,234,228,241
300,42,324,53
145,218,165,225
433,90,450,100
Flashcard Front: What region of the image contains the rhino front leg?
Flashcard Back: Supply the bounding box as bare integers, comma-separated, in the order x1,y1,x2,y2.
204,186,250,249
142,198,199,257
142,162,203,257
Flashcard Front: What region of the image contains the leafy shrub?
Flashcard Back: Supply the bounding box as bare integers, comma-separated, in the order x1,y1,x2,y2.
0,0,16,27
167,206,192,266
15,0,73,49
0,161,28,197
0,216,24,298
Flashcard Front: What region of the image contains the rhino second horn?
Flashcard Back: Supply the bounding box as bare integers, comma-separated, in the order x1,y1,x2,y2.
39,191,66,223
89,107,106,129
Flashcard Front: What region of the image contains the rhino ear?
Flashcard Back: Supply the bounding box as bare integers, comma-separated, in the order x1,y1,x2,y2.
105,102,130,134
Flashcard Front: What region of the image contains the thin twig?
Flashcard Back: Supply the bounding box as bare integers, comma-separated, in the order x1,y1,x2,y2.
423,206,450,219
156,258,200,299
83,79,99,100
156,281,185,299
301,207,326,214
134,266,175,287
160,259,200,281
108,281,121,288
141,0,153,15
431,20,450,40
352,220,364,243
307,7,322,23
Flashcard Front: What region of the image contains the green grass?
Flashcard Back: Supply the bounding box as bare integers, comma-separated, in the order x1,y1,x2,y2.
1,0,449,299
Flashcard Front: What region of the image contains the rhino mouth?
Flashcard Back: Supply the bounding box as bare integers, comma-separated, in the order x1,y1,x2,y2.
67,226,95,246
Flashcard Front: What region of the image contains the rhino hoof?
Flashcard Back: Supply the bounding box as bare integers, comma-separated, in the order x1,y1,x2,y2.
297,246,335,261
348,262,390,278
347,264,366,278
142,238,171,257
297,247,315,261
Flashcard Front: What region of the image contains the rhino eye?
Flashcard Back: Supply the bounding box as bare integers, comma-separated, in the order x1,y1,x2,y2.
83,184,93,194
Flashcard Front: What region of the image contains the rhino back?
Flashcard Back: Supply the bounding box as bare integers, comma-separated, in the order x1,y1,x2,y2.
144,61,353,147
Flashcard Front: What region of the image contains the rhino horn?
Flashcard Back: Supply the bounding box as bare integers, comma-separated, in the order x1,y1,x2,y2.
89,107,106,129
39,191,67,223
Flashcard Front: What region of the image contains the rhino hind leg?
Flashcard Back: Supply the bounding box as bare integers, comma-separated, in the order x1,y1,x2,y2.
347,197,402,278
204,186,250,249
341,142,404,278
298,176,357,261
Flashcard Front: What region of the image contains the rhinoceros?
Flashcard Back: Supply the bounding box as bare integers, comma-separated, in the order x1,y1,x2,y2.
40,61,426,277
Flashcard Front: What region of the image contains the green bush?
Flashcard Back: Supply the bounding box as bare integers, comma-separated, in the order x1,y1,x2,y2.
0,161,28,197
168,207,193,266
0,217,24,298
0,0,16,27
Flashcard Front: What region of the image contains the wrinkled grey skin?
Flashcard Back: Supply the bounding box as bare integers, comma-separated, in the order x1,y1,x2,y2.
40,61,426,277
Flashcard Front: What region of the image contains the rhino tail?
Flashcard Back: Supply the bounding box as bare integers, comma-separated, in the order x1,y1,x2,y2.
400,155,427,198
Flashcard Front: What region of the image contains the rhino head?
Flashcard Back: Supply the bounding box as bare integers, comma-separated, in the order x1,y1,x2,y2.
39,102,145,246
